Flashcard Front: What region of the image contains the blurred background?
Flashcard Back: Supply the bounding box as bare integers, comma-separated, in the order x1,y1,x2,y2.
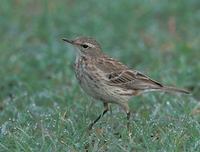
0,0,199,151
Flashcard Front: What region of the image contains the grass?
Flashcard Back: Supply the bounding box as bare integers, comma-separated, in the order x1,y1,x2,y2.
0,0,200,151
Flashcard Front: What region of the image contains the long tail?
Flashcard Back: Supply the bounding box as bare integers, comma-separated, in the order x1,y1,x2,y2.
159,86,190,94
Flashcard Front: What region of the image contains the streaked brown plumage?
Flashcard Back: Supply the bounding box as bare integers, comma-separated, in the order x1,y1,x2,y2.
62,37,190,129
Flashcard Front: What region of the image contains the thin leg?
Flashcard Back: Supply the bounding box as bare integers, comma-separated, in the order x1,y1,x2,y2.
127,111,131,130
88,103,109,130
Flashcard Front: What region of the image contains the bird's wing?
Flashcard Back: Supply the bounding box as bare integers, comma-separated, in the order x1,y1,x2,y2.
105,69,163,90
95,56,163,90
95,56,128,72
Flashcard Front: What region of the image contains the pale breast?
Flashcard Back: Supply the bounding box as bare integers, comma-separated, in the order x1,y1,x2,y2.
74,57,100,97
74,56,133,103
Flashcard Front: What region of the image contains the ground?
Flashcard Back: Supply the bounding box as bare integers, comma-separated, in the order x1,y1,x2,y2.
0,0,200,151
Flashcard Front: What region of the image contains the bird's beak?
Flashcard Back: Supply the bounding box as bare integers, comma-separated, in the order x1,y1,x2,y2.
62,38,75,45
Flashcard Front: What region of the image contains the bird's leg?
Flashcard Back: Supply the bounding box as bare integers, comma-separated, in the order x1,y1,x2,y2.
127,111,131,131
88,103,108,130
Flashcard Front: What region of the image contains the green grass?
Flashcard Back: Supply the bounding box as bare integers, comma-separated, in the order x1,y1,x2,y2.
0,0,200,151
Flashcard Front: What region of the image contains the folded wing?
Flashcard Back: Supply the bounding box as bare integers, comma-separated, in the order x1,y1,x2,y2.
96,56,163,91
106,69,163,90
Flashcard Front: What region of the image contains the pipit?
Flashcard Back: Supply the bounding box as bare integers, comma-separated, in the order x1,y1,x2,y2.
62,37,190,130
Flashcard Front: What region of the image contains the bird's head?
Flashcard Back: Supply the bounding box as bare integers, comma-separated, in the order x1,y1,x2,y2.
62,37,102,57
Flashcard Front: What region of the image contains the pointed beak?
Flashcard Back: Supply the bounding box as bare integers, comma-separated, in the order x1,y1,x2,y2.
62,38,74,45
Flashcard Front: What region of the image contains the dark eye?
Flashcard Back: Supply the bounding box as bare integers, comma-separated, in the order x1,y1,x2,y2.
82,44,89,48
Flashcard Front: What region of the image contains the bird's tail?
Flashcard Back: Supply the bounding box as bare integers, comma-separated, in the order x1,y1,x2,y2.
159,86,190,94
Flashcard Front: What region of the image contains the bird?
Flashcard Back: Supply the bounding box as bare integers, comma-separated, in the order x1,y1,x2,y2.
62,36,190,130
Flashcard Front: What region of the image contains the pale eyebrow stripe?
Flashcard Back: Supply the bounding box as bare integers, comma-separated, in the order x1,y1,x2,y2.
85,42,95,48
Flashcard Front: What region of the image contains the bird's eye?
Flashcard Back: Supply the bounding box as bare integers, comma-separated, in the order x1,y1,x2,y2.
82,44,89,48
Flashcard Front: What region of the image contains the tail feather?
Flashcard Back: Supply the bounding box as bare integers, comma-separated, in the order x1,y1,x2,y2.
160,86,190,94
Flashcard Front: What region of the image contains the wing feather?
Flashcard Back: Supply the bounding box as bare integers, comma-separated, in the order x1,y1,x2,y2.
107,70,163,90
95,56,163,90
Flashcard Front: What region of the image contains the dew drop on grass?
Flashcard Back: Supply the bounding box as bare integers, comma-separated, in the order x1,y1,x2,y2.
31,103,36,107
36,142,40,146
33,123,38,129
166,101,170,106
44,114,52,120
